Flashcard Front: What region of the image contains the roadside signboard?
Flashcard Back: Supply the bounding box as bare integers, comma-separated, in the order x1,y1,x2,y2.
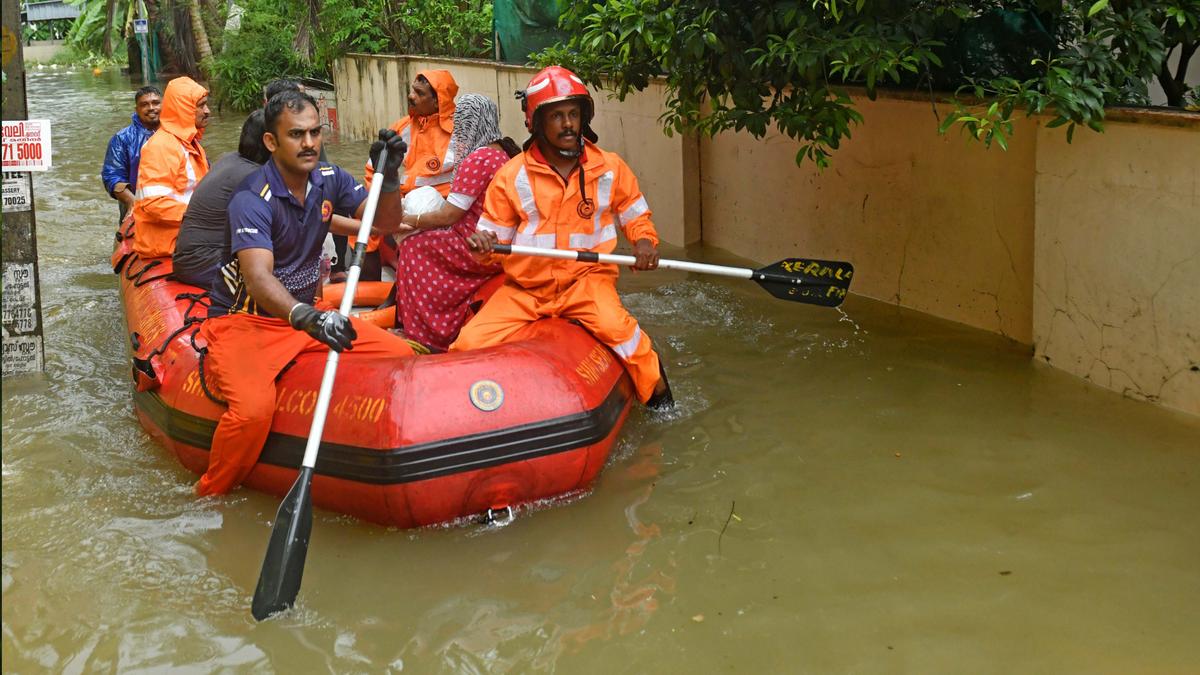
134,19,148,34
2,171,31,212
2,119,52,172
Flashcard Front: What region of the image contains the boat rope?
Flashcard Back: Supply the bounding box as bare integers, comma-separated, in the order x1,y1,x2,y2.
175,290,228,407
124,256,174,287
191,332,227,406
114,219,135,243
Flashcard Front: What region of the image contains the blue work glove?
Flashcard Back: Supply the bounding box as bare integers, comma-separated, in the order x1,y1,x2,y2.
288,303,357,352
369,129,408,193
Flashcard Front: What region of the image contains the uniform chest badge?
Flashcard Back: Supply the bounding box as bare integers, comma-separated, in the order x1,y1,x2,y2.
576,198,596,218
426,157,441,172
321,199,333,223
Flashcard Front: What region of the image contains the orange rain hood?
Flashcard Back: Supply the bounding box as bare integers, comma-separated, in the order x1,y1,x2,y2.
159,76,208,143
417,69,458,134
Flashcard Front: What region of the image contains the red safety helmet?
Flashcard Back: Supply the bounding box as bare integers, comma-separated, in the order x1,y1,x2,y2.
517,65,597,144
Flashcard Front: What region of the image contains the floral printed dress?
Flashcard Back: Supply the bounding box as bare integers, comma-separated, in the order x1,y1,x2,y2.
394,146,507,351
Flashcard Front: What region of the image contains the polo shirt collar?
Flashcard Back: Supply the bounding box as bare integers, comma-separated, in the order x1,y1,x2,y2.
263,157,326,207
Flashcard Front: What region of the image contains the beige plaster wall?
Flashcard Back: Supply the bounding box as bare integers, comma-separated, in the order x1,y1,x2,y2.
1033,120,1200,415
700,97,1038,343
331,54,698,244
23,40,66,63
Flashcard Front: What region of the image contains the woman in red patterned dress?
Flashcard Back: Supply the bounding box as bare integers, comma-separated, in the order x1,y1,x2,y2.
393,94,521,351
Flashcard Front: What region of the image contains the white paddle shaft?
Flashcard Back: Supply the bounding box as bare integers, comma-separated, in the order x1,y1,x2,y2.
499,244,755,281
300,147,389,469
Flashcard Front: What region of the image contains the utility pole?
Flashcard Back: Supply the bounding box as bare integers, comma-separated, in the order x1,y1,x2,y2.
134,0,153,83
2,0,47,375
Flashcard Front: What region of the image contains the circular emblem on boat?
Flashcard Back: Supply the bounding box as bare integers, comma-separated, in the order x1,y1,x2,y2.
576,198,596,218
469,379,504,412
426,157,441,172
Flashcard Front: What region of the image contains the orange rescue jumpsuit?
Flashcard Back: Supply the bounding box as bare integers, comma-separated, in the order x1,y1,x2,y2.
132,76,209,259
449,142,664,402
356,69,459,253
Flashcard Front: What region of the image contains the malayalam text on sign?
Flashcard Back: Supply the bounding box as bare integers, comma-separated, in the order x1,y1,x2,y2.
1,120,53,172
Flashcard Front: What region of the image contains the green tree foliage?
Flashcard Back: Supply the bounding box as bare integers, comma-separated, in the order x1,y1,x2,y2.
377,0,494,59
537,0,1200,167
942,0,1200,147
209,0,320,110
313,0,493,66
64,0,136,57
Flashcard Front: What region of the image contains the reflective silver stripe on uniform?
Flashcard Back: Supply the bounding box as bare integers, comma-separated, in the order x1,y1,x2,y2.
514,166,541,236
180,140,197,202
414,172,454,187
476,215,515,241
136,142,198,204
611,324,642,361
447,192,475,210
569,170,616,250
620,195,649,224
513,231,556,248
140,185,193,204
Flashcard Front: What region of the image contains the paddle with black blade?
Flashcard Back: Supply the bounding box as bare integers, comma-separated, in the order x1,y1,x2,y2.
250,145,392,621
491,244,855,307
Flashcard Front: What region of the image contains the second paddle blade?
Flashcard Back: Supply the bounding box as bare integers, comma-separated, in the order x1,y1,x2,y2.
252,466,315,621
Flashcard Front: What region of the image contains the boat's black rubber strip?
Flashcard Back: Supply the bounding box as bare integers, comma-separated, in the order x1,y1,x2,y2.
133,382,631,485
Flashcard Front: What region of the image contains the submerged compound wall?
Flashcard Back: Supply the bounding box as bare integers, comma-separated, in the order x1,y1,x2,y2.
1033,116,1199,414
333,54,1199,416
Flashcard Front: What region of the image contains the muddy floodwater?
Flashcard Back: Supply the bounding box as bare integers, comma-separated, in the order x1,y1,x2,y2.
3,68,1199,674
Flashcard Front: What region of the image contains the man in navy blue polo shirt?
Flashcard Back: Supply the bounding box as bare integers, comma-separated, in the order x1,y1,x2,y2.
196,89,416,496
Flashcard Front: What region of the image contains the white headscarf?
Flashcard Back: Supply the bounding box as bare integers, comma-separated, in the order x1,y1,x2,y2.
449,94,503,180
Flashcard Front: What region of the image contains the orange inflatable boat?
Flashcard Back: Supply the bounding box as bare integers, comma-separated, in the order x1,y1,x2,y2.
112,235,635,528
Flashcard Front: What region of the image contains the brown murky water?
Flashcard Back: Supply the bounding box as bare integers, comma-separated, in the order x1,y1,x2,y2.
4,68,1199,674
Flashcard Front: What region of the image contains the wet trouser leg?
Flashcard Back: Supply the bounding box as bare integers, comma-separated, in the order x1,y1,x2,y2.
448,282,543,351
555,276,661,403
450,276,662,403
196,314,415,496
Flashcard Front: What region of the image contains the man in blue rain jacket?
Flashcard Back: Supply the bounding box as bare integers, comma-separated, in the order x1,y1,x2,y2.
101,85,161,224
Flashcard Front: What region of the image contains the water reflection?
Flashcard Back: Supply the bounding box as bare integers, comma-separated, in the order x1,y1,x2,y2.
3,67,1199,674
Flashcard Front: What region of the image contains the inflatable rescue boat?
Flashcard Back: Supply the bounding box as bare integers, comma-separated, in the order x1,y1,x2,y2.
112,235,635,528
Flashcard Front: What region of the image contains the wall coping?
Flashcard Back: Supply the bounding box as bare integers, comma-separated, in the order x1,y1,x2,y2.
344,53,1200,130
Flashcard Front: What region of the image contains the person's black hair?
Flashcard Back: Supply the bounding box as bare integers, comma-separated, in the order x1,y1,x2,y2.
238,109,270,164
264,78,301,104
498,137,521,158
264,90,319,135
134,85,161,101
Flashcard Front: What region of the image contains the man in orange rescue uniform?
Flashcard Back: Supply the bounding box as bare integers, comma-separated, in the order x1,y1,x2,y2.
356,70,460,274
132,76,212,259
452,66,673,409
196,90,415,496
